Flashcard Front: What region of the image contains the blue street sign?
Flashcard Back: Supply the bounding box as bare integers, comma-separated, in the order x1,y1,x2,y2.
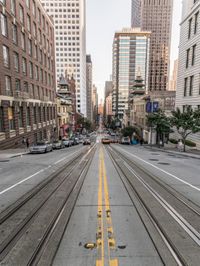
146,101,159,113
146,102,152,113
153,101,159,112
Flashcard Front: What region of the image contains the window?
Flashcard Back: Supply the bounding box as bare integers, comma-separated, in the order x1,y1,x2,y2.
5,75,12,96
184,77,188,96
8,107,15,130
15,79,20,91
34,44,38,59
21,32,25,50
22,57,27,75
192,44,196,65
10,0,16,15
32,1,36,17
13,52,19,72
35,65,38,80
18,107,23,128
186,48,190,68
2,45,9,67
26,0,30,9
33,106,37,124
0,0,6,5
12,24,18,44
33,22,37,38
189,75,194,96
24,81,28,92
28,39,32,56
37,8,41,23
29,62,33,78
0,107,4,132
1,13,8,36
26,107,30,126
19,5,24,24
194,11,199,34
27,15,31,32
188,18,192,39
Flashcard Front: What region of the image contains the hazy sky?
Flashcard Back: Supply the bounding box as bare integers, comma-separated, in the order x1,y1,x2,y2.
86,0,182,100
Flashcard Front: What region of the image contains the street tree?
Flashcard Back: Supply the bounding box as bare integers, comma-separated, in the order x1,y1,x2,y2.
170,106,200,152
121,126,141,138
147,110,171,146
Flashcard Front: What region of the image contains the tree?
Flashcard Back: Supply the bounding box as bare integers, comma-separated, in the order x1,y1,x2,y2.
170,106,200,152
121,126,140,138
147,110,171,146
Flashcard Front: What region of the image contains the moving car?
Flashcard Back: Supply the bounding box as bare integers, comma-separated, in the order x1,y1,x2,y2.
52,140,65,149
101,138,111,144
30,141,53,154
62,138,71,147
83,138,91,145
121,137,131,145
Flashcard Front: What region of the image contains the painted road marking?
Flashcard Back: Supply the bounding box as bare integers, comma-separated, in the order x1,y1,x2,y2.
0,149,82,196
96,147,118,266
117,146,200,193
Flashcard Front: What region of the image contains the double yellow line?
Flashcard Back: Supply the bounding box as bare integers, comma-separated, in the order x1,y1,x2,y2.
96,147,118,266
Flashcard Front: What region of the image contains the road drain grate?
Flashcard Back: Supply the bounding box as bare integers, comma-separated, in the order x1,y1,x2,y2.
149,159,159,161
158,162,170,165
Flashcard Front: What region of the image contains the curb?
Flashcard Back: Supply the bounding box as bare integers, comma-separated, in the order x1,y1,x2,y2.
10,152,29,158
144,146,200,160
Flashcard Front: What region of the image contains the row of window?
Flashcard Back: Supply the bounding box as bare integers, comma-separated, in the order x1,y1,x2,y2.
4,75,55,102
186,44,196,68
0,12,53,54
2,45,54,86
0,105,56,132
188,10,199,39
183,74,200,97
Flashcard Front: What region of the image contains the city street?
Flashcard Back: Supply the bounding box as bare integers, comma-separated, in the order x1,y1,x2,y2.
0,142,200,265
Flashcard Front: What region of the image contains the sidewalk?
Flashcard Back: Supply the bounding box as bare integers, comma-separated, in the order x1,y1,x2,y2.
143,143,200,159
0,149,29,160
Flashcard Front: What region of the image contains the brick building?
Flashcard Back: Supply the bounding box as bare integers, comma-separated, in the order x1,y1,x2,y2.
0,0,56,149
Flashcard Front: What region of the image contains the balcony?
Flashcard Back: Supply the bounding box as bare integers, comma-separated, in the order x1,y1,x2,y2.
14,91,29,99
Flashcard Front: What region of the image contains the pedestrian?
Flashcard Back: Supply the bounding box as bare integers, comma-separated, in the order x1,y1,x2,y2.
177,139,183,152
26,138,30,149
140,137,144,146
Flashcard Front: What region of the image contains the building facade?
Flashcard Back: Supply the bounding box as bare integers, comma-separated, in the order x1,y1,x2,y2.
176,0,200,148
92,84,98,125
41,0,86,116
0,0,56,149
131,0,140,27
131,0,173,92
112,28,150,119
169,59,178,91
86,54,92,122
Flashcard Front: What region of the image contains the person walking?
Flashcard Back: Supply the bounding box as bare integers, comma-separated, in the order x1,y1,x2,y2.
26,138,30,149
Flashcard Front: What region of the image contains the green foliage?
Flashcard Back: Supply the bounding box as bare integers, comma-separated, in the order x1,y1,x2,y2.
147,110,171,134
170,106,200,151
169,138,178,144
185,139,196,147
77,117,92,131
121,126,139,138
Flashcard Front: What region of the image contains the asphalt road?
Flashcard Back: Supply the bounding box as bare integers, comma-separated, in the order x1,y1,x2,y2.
1,142,200,265
0,145,85,213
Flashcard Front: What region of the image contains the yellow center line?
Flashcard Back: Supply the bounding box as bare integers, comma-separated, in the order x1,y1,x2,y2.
96,150,104,266
101,148,118,266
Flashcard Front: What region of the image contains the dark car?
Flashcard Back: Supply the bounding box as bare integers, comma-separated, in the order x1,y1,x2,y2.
83,138,91,145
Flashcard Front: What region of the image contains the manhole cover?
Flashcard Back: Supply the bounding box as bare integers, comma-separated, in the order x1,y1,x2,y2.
158,162,170,165
149,159,159,161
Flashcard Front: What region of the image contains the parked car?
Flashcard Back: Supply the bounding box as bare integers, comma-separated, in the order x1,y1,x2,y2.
74,137,80,145
52,140,65,149
30,141,53,154
62,138,71,147
121,137,131,145
83,138,91,145
102,138,111,144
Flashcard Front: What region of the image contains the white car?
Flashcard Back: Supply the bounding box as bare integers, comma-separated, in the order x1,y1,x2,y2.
30,141,53,154
62,138,71,147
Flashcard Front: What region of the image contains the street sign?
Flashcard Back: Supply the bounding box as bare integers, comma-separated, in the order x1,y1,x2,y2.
146,102,152,113
153,101,159,112
146,101,159,113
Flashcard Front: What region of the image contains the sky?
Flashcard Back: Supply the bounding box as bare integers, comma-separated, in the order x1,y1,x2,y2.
86,0,182,101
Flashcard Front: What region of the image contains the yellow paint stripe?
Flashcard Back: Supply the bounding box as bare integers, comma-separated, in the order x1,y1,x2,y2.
96,150,104,266
101,148,119,265
110,259,119,266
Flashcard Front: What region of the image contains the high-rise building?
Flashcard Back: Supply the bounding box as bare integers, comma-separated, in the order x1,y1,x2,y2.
131,0,140,27
41,0,86,116
92,85,98,125
176,0,200,148
0,0,56,149
112,28,150,119
106,93,112,117
86,55,93,122
169,59,178,91
131,0,173,92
